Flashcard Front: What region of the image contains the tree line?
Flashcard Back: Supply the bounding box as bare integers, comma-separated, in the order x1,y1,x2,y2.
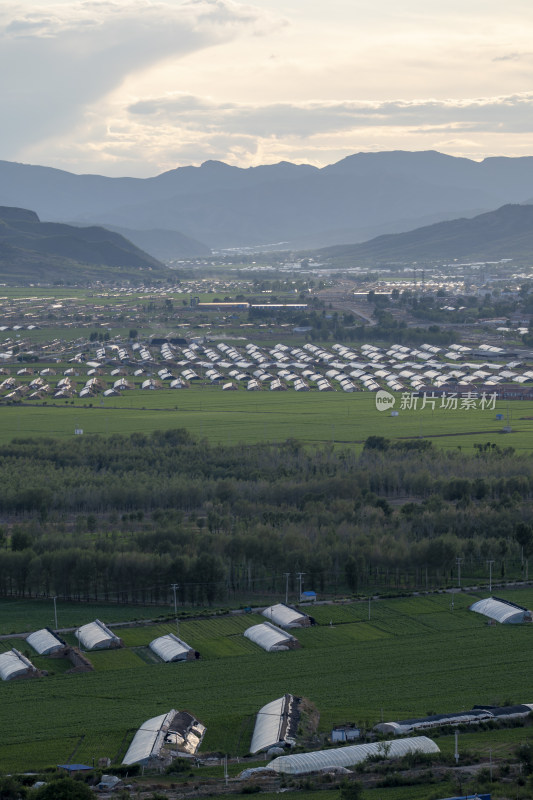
0,430,532,604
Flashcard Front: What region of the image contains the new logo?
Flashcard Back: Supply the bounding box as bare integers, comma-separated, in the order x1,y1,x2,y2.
375,390,396,411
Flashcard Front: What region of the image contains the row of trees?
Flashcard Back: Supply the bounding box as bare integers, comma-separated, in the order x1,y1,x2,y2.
0,431,532,602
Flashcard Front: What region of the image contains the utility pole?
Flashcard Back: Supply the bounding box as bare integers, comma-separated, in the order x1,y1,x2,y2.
284,573,290,605
456,557,463,588
487,560,495,593
171,583,179,638
296,572,305,602
53,596,58,630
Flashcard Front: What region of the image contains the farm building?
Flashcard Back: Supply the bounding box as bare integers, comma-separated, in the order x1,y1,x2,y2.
331,726,360,743
262,603,312,629
244,622,301,652
75,619,122,651
250,694,301,754
374,703,533,735
26,628,65,655
469,596,532,624
0,648,39,681
149,633,198,662
268,736,439,774
122,709,206,765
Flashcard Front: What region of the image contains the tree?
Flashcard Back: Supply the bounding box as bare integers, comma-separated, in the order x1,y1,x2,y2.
339,778,363,800
33,778,93,800
0,775,26,800
11,528,33,552
345,556,359,593
515,522,533,579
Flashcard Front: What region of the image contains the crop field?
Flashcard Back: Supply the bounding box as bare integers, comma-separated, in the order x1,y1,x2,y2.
2,388,533,451
2,589,533,773
0,598,172,635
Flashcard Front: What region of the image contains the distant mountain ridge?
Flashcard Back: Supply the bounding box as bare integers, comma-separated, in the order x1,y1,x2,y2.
0,206,169,283
318,204,533,264
3,151,533,251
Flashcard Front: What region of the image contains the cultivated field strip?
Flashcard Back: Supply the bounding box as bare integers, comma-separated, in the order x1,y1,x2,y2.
1,592,533,772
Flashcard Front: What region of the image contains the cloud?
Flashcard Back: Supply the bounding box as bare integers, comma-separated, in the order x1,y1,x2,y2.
0,0,278,154
22,88,533,176
126,91,533,138
492,52,533,62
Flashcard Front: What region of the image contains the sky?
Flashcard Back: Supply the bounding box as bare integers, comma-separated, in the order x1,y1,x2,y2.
2,0,533,176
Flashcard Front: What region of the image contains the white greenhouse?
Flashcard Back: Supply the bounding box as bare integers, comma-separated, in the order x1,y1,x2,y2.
0,648,38,681
122,711,175,765
244,622,300,652
75,619,122,650
261,604,311,629
469,596,532,624
123,709,206,764
163,710,206,754
250,694,300,754
149,633,198,662
26,628,64,655
268,736,440,774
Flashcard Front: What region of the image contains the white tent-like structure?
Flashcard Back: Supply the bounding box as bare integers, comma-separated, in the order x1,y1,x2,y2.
268,737,440,774
0,649,38,681
122,711,175,765
262,604,311,629
250,694,300,754
26,628,64,655
244,622,300,652
375,703,533,735
149,633,198,662
469,596,532,624
75,619,122,650
123,709,206,764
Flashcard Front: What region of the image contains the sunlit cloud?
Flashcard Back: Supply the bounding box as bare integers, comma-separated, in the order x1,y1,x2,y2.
0,0,279,154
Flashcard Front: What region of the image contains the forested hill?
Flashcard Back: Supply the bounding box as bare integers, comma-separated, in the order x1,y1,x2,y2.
319,203,533,264
0,206,170,284
0,430,530,604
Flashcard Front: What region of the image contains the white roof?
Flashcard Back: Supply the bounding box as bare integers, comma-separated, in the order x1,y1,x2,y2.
250,696,290,754
244,622,298,652
0,648,37,681
149,633,194,662
262,604,309,629
26,628,63,655
469,597,531,624
269,736,439,774
75,619,120,650
122,710,176,765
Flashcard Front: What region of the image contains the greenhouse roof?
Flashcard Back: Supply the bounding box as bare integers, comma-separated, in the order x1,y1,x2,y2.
269,736,439,774
469,596,532,624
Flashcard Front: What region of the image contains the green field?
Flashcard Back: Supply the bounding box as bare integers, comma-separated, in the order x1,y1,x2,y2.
0,598,173,635
1,388,532,451
2,589,533,773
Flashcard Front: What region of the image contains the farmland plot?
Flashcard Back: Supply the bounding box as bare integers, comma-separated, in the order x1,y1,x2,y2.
2,593,533,772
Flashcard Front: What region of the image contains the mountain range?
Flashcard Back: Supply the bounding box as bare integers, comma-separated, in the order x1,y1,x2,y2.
0,206,169,283
2,151,533,253
318,203,533,265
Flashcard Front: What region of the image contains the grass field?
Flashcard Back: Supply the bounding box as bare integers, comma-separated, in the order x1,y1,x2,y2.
2,589,533,773
1,388,532,451
0,598,173,635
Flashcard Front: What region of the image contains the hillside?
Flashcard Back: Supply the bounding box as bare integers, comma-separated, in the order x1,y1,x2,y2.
318,203,533,264
103,224,211,260
3,151,533,249
0,206,171,284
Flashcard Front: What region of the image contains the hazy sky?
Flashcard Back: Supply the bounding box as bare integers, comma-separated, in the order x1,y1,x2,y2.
2,0,533,176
